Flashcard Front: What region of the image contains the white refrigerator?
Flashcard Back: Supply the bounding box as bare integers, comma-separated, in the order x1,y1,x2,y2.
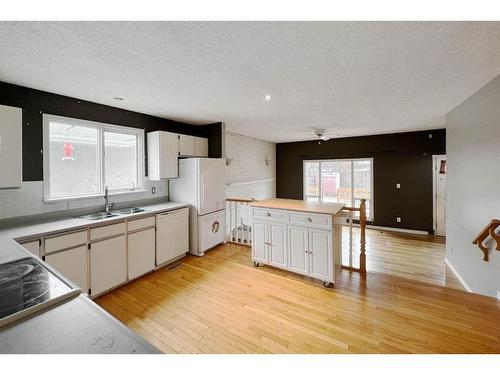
169,158,226,256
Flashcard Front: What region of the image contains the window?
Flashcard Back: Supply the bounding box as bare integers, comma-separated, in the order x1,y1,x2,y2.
303,158,373,220
43,114,144,201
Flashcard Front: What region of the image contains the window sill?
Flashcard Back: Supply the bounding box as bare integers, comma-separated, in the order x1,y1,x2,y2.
44,189,149,204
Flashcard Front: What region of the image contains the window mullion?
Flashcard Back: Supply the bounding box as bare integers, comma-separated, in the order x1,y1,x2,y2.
100,127,105,195
351,160,355,208
318,161,322,202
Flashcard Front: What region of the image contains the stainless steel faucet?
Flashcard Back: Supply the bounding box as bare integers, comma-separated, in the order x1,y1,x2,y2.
104,185,111,212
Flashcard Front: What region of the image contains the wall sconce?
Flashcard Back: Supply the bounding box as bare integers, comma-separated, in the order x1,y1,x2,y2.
264,157,270,167
225,158,233,166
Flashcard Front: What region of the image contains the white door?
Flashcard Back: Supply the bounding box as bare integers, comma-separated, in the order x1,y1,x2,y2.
46,245,88,292
309,228,332,282
434,155,447,236
288,225,309,275
198,158,226,215
179,134,195,156
156,208,189,265
128,228,156,279
268,222,287,269
160,131,179,179
0,104,22,188
90,235,127,296
194,137,209,157
252,220,268,263
198,209,225,253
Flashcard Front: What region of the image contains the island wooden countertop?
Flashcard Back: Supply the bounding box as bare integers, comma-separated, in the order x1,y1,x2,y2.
250,198,345,216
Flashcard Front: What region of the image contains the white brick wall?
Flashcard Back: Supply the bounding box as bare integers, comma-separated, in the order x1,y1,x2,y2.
0,179,168,220
225,132,276,200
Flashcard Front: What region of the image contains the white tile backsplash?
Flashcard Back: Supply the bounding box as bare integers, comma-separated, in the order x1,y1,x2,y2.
0,179,168,220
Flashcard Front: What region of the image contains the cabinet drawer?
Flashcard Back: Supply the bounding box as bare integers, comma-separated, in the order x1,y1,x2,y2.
253,208,286,221
90,222,125,241
45,230,87,254
19,240,40,257
289,211,332,229
128,216,155,232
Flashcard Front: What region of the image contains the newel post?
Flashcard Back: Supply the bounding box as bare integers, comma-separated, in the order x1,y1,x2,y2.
359,199,367,273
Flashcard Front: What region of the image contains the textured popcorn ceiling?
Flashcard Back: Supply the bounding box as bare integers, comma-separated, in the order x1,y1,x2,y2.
0,21,499,142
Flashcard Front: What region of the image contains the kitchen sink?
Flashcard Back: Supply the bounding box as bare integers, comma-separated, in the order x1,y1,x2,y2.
112,207,147,215
77,211,119,220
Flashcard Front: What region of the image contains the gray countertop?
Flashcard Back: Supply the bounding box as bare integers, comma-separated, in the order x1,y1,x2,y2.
0,200,190,353
0,294,161,354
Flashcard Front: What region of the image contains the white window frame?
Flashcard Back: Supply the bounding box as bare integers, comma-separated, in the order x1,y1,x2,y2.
303,158,374,221
43,114,145,202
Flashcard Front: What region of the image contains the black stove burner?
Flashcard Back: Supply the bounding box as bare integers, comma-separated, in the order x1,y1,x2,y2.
0,257,71,320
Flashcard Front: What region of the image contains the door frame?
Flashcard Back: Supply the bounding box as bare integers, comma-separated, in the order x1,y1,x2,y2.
432,154,446,236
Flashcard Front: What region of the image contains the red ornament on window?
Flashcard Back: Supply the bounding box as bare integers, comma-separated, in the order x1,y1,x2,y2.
63,142,74,160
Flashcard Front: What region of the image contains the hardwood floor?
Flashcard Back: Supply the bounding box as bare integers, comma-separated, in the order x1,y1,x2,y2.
96,230,500,354
343,228,463,289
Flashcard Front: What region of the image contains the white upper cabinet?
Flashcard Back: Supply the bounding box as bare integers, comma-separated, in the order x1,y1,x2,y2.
194,137,209,157
148,131,179,180
0,104,22,188
178,134,195,156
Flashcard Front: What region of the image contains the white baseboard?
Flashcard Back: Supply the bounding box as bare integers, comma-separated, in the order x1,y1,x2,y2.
445,258,472,292
349,223,429,235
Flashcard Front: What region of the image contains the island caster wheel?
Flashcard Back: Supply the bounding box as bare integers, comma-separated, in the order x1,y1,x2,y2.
253,261,260,267
323,282,332,288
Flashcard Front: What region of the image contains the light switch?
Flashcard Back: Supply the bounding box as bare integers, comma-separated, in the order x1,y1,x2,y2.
396,183,401,189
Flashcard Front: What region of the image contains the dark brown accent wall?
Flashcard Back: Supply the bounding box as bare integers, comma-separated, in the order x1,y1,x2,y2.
0,81,223,180
276,129,446,233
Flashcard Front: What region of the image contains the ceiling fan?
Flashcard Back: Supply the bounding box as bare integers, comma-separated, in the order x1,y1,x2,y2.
314,128,330,142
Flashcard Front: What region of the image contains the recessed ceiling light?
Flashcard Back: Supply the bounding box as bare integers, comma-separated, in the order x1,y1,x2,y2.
264,94,272,101
114,97,124,101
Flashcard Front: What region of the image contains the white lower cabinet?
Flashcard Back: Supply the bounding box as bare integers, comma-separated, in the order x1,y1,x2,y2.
46,245,89,292
308,228,332,282
90,235,127,296
288,225,309,275
156,208,189,265
128,228,156,279
252,221,268,264
268,222,287,269
252,220,287,269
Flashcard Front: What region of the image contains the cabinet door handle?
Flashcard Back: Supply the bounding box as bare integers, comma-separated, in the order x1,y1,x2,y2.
265,212,271,217
305,217,312,222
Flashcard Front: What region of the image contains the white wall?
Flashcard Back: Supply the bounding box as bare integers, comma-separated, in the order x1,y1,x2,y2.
0,180,168,220
225,131,276,200
446,74,500,298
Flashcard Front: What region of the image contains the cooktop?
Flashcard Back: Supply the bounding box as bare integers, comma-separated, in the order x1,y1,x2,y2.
0,257,79,327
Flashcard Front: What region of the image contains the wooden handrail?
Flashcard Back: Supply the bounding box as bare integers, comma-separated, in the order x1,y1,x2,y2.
341,199,367,273
472,219,500,262
226,197,256,203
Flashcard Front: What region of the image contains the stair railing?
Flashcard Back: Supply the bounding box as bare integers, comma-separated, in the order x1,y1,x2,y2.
340,199,367,273
472,219,500,261
226,197,255,247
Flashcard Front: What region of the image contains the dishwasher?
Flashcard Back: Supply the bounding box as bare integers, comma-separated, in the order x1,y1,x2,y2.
156,207,189,266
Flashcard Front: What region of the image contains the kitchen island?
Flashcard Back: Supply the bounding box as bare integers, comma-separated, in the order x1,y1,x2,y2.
250,198,346,287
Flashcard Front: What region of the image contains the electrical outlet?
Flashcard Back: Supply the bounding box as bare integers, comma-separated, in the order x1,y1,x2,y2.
396,217,401,223
396,183,401,189
151,187,156,194
497,291,500,301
